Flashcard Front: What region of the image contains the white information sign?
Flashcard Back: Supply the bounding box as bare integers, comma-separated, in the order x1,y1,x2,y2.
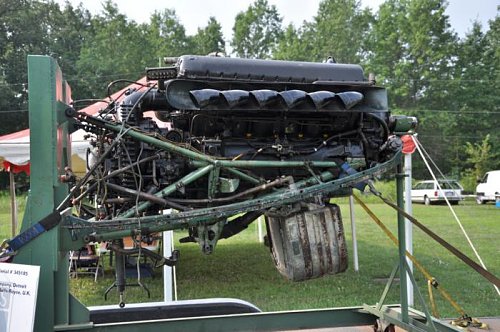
0,263,40,332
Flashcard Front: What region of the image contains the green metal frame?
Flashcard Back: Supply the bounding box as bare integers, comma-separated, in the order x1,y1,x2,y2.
13,55,90,331
13,56,462,331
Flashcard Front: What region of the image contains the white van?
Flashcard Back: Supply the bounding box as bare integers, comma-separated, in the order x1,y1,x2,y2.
476,170,500,204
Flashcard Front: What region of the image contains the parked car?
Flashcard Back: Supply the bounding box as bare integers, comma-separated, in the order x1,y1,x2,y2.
411,180,463,205
476,170,500,204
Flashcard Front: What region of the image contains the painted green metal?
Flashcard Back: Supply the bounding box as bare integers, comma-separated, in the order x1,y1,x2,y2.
363,305,462,332
404,260,438,331
375,264,399,311
208,166,221,198
219,177,240,193
63,155,399,244
120,164,214,217
195,159,339,168
54,306,378,332
364,162,458,331
224,166,264,185
373,262,441,331
13,55,89,331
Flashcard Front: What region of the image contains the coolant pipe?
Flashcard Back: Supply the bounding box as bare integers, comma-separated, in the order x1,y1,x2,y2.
190,160,338,168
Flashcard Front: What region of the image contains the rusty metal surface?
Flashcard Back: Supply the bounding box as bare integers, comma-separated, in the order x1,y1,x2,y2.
266,203,348,281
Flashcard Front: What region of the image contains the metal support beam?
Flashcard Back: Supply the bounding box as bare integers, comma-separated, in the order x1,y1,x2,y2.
13,55,88,331
9,171,17,236
396,162,409,323
404,152,414,305
349,195,359,272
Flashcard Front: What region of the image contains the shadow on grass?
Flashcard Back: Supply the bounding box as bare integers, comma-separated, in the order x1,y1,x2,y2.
70,234,499,319
174,236,499,318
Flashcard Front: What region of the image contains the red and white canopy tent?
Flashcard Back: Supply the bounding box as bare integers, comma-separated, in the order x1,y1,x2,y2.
0,77,170,175
0,77,168,233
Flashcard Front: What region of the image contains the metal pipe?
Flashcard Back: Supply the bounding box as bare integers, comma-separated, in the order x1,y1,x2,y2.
106,183,189,211
222,167,263,185
396,162,409,322
349,195,359,272
168,176,293,205
404,151,414,306
192,160,338,168
9,171,17,237
105,182,168,206
119,165,214,218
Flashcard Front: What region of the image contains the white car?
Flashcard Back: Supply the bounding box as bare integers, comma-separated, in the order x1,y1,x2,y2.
411,180,463,205
476,170,500,204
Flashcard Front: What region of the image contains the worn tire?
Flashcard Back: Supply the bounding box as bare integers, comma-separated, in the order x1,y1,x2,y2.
476,196,485,204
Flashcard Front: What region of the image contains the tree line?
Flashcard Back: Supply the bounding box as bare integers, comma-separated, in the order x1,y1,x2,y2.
1,0,498,189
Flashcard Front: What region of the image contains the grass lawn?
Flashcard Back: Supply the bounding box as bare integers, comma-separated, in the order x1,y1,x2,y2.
0,190,498,319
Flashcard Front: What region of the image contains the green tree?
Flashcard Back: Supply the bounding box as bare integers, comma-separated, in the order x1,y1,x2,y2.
147,8,195,60
0,0,83,133
231,0,283,58
461,135,499,191
366,0,457,108
311,0,373,63
273,23,316,61
191,17,225,55
76,1,154,98
365,0,459,177
46,2,93,101
441,20,499,172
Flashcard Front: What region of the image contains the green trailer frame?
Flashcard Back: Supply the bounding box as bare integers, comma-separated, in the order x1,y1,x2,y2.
10,55,462,332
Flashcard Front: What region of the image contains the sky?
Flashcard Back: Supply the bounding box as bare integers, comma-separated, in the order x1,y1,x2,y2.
55,0,498,43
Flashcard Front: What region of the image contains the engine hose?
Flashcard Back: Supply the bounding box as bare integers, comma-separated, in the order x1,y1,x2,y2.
365,113,389,140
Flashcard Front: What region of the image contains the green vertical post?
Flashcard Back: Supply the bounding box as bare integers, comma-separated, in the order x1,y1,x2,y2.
13,55,88,331
396,162,409,323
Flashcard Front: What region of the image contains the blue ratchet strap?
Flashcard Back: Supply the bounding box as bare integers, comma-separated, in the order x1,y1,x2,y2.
340,162,367,191
5,211,61,251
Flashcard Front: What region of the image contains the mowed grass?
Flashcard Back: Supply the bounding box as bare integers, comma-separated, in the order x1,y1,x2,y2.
0,189,498,319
